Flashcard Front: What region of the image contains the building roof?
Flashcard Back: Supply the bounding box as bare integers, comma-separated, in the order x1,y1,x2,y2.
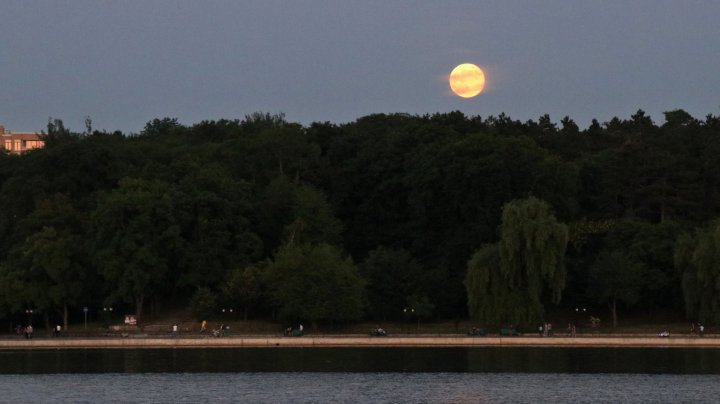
1,132,43,140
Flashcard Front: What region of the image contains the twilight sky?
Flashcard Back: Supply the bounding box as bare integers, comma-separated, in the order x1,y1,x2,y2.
1,0,719,133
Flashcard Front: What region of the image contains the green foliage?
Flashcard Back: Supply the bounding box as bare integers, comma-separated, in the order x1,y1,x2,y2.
466,197,568,325
406,294,435,320
141,117,184,137
173,164,262,289
2,193,89,328
465,244,500,323
465,244,531,325
499,197,569,305
622,220,681,310
265,243,366,324
237,123,320,184
44,117,73,146
675,232,699,320
359,247,424,320
587,250,645,327
1,110,720,326
91,177,183,320
0,263,25,318
567,219,616,250
189,287,218,320
256,176,342,254
222,266,265,320
675,220,720,324
22,226,85,327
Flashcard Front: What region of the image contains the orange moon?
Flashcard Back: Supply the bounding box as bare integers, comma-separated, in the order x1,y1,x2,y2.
449,63,486,98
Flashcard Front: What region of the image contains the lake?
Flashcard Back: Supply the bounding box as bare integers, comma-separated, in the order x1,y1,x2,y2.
1,347,719,403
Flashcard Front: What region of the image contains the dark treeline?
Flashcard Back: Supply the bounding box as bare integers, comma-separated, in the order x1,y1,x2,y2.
2,109,720,330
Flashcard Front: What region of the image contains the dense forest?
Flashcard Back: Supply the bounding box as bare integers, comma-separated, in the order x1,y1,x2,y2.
2,109,720,330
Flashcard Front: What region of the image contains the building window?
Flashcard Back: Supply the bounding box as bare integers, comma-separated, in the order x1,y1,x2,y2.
3,140,11,150
26,140,42,149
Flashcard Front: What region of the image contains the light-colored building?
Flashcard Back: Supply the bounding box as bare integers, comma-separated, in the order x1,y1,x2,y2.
0,125,45,154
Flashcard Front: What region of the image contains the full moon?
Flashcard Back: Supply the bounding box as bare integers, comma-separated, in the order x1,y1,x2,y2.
449,63,486,98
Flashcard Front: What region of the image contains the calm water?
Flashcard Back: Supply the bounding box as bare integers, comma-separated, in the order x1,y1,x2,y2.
2,347,720,374
1,372,720,403
2,348,719,403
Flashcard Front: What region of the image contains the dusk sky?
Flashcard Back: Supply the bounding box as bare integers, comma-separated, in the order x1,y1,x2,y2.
2,0,719,133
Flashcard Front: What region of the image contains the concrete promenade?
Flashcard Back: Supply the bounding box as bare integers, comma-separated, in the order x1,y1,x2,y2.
2,335,720,349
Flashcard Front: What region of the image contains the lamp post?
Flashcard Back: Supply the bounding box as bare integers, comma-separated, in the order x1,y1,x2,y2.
220,309,234,336
573,307,586,332
25,308,34,326
103,306,113,328
403,307,414,334
83,307,89,330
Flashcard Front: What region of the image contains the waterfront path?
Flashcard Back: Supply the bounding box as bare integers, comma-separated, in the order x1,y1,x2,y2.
2,335,720,349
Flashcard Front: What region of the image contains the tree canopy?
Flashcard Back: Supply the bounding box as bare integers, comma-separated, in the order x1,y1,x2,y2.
466,197,568,325
2,109,720,329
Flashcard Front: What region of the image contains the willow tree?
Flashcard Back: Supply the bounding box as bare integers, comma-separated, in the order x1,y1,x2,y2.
465,244,513,324
675,220,720,325
465,197,568,325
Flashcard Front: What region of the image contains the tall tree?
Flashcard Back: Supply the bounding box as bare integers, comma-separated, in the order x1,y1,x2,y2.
498,197,569,306
675,220,720,325
359,247,424,320
466,197,568,325
465,244,510,324
91,178,183,322
255,176,342,255
21,226,85,330
4,194,89,329
173,164,262,290
222,266,265,321
265,243,366,327
587,250,644,327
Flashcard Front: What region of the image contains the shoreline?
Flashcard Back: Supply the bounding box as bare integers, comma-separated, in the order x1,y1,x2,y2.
2,335,720,349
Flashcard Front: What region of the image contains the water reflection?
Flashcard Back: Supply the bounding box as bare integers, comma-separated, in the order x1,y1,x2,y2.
2,347,720,374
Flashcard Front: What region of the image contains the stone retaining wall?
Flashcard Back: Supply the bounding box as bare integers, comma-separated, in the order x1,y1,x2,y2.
2,336,720,349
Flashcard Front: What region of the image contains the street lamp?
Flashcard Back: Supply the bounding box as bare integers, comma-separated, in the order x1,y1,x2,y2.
83,307,89,330
25,309,34,325
100,306,114,333
573,307,587,330
403,307,414,334
219,309,234,336
221,308,234,322
103,307,114,325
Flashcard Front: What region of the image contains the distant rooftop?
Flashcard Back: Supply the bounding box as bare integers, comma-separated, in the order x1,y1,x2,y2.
1,124,45,153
